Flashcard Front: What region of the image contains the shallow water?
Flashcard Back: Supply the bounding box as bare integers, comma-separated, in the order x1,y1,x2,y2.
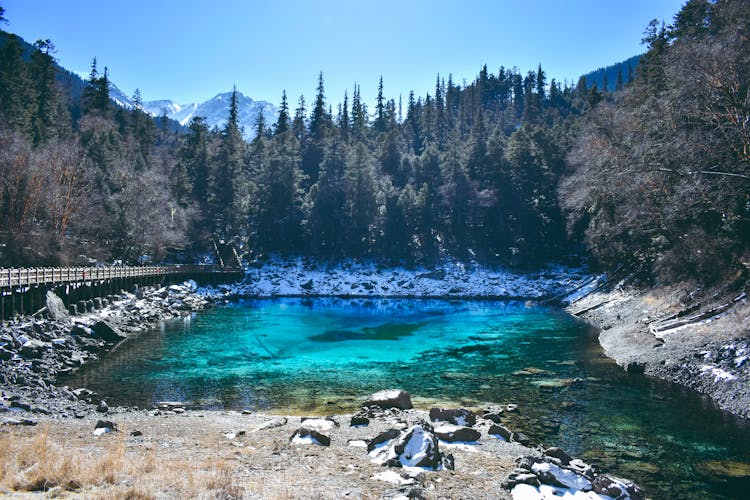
68,298,750,499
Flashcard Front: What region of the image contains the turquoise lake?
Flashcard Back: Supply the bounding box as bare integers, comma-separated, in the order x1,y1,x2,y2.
68,298,750,499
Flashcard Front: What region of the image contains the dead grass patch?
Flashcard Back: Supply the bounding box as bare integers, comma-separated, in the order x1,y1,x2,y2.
0,424,247,498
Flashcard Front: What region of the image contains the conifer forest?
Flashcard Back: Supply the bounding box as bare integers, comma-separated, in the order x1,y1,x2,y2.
1,0,748,287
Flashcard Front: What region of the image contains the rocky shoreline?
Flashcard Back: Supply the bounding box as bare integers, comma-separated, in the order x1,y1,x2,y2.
0,281,212,420
567,283,750,420
1,386,644,499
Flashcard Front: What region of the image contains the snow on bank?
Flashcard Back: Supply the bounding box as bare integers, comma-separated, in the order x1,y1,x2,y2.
197,258,591,300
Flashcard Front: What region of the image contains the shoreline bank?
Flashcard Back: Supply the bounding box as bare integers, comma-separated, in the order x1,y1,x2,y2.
567,284,750,420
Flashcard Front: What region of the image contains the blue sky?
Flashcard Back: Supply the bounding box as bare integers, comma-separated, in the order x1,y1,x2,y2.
5,0,686,108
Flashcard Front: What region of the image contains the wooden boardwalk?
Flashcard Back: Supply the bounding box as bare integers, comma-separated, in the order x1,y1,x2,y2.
0,265,242,289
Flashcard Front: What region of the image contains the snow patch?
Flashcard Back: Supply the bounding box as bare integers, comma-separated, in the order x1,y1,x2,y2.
372,470,414,486
700,365,737,381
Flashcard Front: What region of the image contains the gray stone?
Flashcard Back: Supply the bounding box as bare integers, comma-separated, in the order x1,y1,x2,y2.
544,447,572,466
96,400,109,413
45,291,70,322
20,339,48,359
90,320,126,343
364,389,413,410
429,407,476,426
488,424,512,441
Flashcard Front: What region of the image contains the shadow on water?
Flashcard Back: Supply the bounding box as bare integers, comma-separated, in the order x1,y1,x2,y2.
63,297,750,499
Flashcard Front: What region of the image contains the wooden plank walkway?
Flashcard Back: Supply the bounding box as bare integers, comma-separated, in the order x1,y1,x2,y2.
0,265,241,289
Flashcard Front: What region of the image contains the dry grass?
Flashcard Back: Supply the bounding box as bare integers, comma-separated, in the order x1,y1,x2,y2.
0,424,247,499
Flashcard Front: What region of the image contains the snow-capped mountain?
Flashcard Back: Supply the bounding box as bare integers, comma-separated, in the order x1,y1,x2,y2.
109,83,278,139
142,92,279,139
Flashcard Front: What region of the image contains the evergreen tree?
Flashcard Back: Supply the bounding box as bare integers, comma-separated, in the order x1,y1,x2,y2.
275,90,290,136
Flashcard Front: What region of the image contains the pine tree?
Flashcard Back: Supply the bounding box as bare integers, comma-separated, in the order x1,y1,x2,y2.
309,72,328,139
374,76,386,133
275,90,290,136
292,95,306,141
615,67,624,91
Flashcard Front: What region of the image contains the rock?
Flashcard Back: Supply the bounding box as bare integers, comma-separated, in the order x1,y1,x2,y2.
503,472,541,489
429,407,476,427
370,425,444,469
364,389,413,410
367,429,400,452
0,346,13,361
482,411,502,423
626,361,646,374
20,339,48,359
512,431,532,446
130,430,143,437
544,447,572,466
90,321,126,343
290,428,331,446
488,424,512,441
94,419,117,436
45,291,70,322
532,461,592,490
10,401,31,411
434,424,481,442
592,475,645,499
96,400,109,413
68,305,78,316
391,424,442,469
300,279,314,291
351,416,370,427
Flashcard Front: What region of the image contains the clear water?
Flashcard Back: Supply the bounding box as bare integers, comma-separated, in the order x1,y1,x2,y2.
68,298,750,499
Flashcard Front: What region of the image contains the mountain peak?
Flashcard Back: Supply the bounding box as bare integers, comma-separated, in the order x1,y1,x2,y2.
108,82,278,138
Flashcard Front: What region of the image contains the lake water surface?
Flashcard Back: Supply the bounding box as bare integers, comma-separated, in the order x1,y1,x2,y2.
68,298,750,499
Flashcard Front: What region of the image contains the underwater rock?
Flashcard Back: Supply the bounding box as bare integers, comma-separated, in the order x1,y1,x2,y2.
364,389,413,410
429,407,476,427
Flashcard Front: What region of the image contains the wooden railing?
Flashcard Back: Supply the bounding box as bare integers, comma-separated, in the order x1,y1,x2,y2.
0,265,242,289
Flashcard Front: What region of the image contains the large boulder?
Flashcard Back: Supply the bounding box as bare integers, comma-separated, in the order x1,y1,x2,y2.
364,389,413,410
370,424,444,469
429,407,476,427
45,291,70,322
90,320,126,343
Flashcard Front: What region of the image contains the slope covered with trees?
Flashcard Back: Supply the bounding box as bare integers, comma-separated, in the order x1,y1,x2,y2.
561,0,750,285
2,0,747,288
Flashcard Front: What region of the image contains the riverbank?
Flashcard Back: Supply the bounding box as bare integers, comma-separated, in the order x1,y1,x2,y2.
0,391,643,499
0,281,212,418
199,258,593,299
567,282,750,420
